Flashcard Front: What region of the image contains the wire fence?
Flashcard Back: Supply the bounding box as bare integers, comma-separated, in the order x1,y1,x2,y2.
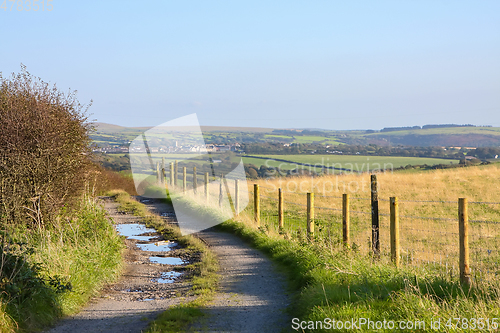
155,163,498,284
248,182,500,284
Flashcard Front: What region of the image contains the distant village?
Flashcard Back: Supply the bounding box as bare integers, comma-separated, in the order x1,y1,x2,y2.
93,142,243,154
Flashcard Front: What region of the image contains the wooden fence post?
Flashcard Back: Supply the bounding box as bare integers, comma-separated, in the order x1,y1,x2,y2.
390,197,400,268
161,157,165,185
254,184,260,226
156,162,160,184
183,167,187,193
278,188,284,229
307,193,314,240
193,167,197,194
371,174,380,257
219,174,224,208
170,162,174,186
204,172,209,203
459,198,471,286
174,160,178,186
343,193,350,248
234,179,240,216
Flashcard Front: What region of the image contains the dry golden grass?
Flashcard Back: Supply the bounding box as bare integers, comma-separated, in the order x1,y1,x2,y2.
241,164,500,280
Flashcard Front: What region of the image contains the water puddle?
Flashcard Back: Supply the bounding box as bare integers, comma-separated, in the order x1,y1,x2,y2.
154,271,183,284
137,241,177,252
129,235,155,241
115,223,156,238
149,256,186,265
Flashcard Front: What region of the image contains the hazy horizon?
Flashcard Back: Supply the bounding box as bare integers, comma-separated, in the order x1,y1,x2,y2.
93,120,497,132
2,1,499,130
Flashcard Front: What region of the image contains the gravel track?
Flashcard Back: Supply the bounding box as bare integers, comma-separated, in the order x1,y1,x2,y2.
189,230,291,333
140,199,291,333
44,199,195,333
45,197,291,332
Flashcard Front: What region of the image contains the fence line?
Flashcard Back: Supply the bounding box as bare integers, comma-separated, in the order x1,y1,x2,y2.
160,162,498,285
249,177,499,286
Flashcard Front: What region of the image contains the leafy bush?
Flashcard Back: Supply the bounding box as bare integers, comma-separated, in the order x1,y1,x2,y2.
0,66,93,228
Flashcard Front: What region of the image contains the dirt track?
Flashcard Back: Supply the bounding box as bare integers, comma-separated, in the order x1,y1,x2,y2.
44,199,195,333
45,197,291,333
140,199,291,333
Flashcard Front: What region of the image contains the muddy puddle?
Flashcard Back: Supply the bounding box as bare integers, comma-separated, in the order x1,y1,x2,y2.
115,223,156,238
149,256,186,265
137,241,177,252
115,222,185,284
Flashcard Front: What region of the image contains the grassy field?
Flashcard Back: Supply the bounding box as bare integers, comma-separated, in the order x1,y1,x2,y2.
262,134,341,144
215,164,500,332
244,154,459,173
249,164,500,266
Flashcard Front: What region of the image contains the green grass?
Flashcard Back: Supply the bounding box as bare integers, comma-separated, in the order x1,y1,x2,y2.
262,134,341,144
107,190,219,333
292,135,340,144
0,194,125,332
245,154,458,173
217,214,500,332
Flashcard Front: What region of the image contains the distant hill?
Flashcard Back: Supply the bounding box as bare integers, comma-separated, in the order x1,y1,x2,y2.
91,122,500,147
92,122,128,132
200,126,272,133
360,126,500,147
92,122,273,134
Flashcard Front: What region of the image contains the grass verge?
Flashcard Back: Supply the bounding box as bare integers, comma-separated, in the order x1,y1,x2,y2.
0,194,124,332
217,216,500,332
107,190,219,333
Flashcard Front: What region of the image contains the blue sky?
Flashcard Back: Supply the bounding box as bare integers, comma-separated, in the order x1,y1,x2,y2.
1,0,499,130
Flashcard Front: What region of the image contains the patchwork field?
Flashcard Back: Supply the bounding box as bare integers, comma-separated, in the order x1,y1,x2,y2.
243,154,459,173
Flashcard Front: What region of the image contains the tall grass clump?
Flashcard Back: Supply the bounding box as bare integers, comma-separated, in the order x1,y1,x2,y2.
1,194,124,331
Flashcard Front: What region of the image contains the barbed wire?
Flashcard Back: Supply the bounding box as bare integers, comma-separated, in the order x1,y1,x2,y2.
470,219,500,225
284,200,308,207
409,239,457,247
470,201,500,205
401,215,457,222
315,206,343,212
400,226,458,235
317,194,343,199
279,190,307,195
399,199,457,204
351,197,372,201
349,210,371,215
261,195,279,201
